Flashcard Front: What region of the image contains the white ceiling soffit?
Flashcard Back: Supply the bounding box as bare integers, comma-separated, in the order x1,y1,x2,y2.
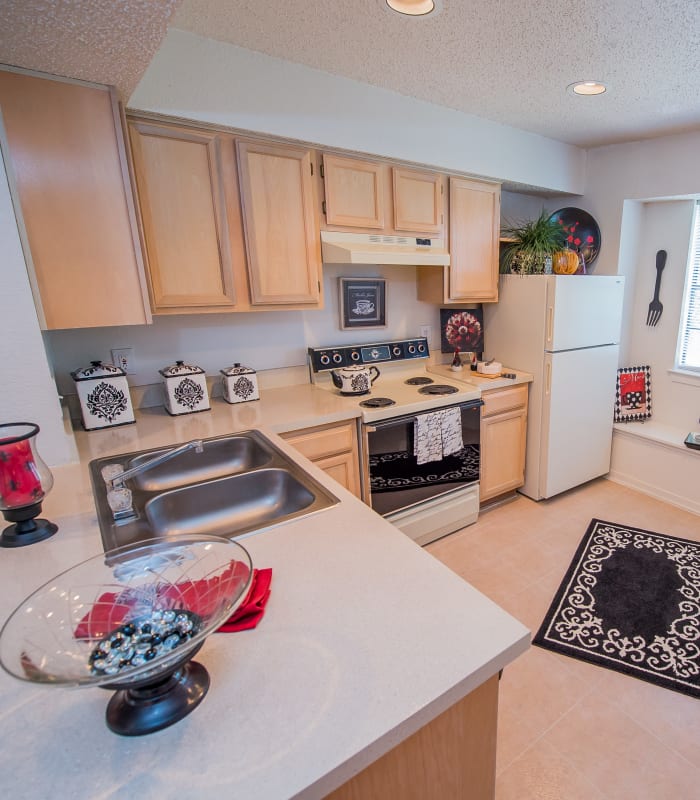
0,0,181,100
172,0,700,149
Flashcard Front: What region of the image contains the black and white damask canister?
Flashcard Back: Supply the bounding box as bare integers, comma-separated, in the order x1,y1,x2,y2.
220,363,260,404
71,361,136,431
159,360,211,416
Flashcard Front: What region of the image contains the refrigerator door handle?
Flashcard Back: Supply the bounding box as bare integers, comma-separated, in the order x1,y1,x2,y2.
546,305,554,346
545,360,552,395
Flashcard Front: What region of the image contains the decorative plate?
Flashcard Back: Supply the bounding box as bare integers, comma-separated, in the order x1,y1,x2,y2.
548,207,601,271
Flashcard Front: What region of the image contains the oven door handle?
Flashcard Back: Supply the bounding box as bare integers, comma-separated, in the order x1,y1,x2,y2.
365,398,484,432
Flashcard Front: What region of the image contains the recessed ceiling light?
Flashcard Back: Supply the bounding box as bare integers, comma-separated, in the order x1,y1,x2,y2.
382,0,443,18
569,81,607,96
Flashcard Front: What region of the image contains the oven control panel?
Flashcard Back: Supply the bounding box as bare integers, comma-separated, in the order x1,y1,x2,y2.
308,338,429,372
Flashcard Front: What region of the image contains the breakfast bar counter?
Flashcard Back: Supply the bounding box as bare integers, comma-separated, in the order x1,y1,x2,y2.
0,399,529,799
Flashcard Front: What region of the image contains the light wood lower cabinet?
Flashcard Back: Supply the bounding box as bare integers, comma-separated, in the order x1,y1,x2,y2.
280,420,361,498
480,384,528,502
325,674,498,800
0,69,150,329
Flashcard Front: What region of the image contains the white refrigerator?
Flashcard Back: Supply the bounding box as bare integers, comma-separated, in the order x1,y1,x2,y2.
484,274,625,500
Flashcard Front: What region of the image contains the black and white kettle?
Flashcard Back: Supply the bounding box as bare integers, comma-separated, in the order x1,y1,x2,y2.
330,364,380,396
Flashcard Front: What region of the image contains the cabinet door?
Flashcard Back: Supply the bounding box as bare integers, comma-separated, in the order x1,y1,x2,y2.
316,452,362,498
480,407,527,502
393,167,442,233
237,140,321,305
280,421,361,498
448,178,500,302
128,121,237,313
322,154,385,229
0,70,149,329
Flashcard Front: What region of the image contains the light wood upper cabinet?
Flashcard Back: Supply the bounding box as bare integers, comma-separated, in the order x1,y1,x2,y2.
128,120,239,313
448,177,500,302
321,154,445,237
236,139,321,306
0,70,149,329
392,166,442,233
416,176,500,305
322,153,385,229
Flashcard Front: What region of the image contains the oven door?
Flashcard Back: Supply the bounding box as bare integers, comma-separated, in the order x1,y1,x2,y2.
364,399,482,516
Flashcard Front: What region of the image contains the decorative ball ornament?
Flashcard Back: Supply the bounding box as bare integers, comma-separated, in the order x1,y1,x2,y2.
552,250,580,275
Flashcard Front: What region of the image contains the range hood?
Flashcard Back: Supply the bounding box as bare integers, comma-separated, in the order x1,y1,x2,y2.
321,231,450,266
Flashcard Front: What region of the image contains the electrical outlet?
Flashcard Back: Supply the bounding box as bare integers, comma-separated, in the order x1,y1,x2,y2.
111,347,134,374
420,325,432,342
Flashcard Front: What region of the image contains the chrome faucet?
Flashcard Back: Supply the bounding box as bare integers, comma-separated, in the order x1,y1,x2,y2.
104,440,204,520
106,439,204,489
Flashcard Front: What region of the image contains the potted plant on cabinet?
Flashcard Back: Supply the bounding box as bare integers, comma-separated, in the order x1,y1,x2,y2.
500,210,566,274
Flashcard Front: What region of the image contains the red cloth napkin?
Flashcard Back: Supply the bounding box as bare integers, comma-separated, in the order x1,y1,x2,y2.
74,564,272,639
216,568,272,632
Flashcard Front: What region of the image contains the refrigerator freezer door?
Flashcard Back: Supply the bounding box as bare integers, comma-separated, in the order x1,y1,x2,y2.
546,276,625,351
536,344,620,499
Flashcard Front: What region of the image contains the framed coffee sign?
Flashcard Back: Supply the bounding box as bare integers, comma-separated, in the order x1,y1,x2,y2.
339,278,386,330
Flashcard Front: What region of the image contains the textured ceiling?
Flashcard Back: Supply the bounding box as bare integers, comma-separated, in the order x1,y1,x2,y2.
0,0,181,99
171,0,700,148
0,0,698,148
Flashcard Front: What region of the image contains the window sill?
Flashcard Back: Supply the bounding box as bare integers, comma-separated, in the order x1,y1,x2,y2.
613,421,698,453
668,368,700,386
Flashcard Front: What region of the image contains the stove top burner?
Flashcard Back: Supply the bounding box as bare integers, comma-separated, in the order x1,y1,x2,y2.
359,397,396,408
404,376,434,385
418,384,459,396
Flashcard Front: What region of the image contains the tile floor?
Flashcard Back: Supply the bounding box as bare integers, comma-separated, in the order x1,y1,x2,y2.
425,478,700,800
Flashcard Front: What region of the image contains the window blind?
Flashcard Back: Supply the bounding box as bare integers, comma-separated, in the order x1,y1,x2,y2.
677,201,700,372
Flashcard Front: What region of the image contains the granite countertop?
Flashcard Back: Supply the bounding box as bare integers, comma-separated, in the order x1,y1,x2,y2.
0,386,529,799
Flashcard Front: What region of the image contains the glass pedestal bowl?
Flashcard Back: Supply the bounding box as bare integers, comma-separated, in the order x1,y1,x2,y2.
0,535,253,736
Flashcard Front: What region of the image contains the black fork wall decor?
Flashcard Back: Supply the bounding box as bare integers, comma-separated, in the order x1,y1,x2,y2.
646,249,667,326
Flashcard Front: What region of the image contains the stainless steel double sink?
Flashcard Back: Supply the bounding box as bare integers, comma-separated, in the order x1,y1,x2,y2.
89,430,339,552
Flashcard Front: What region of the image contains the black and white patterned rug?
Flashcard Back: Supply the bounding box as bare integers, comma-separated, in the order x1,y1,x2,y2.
534,519,700,698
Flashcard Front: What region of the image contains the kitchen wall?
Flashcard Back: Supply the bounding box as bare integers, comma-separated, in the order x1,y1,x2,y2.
0,143,75,465
579,131,700,426
8,29,700,484
622,200,697,430
45,264,442,398
44,28,580,408
129,29,586,196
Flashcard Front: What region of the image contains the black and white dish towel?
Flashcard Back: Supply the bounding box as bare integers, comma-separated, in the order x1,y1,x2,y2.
414,408,463,465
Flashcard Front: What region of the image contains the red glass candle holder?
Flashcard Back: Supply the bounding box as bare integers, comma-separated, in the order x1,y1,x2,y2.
0,423,58,547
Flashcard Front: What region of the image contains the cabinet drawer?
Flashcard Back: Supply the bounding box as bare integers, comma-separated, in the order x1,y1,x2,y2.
481,384,528,417
281,421,356,461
